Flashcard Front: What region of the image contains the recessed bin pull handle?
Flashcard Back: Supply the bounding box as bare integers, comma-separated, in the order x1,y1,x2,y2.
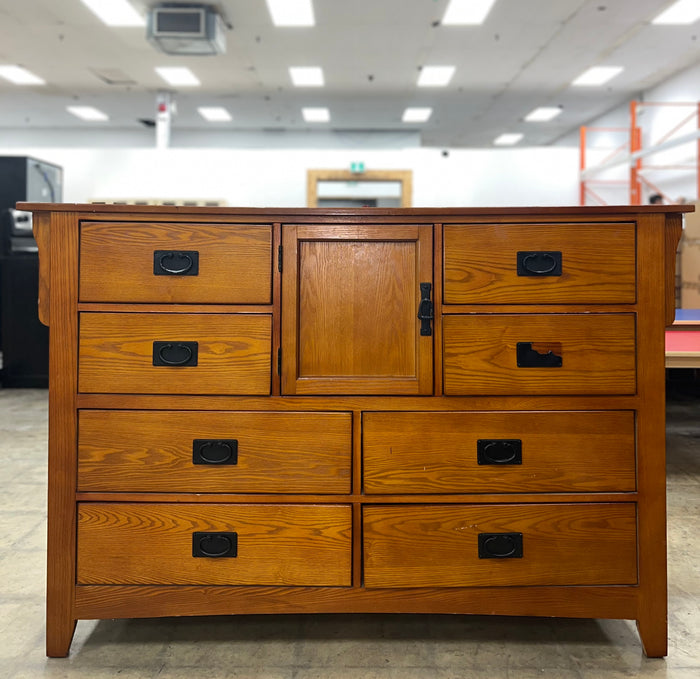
478,533,523,559
192,532,238,558
152,341,199,366
154,250,199,276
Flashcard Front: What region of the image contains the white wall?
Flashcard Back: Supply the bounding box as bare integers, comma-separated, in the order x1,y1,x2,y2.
0,145,579,207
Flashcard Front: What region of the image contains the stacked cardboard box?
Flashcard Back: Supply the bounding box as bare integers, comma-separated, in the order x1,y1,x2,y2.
681,202,700,308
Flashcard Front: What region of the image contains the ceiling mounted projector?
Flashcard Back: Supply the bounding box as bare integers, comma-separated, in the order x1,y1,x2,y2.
147,4,226,55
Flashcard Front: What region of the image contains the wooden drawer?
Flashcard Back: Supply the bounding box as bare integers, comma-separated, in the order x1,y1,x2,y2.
363,503,637,588
443,313,636,395
363,411,636,493
443,223,636,304
79,222,272,304
77,503,352,586
78,312,271,394
78,410,352,493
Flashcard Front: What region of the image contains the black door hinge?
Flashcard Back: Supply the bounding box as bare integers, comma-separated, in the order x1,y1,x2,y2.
278,244,283,273
277,347,282,375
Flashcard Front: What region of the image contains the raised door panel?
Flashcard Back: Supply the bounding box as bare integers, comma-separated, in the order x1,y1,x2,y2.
78,410,352,493
443,222,636,304
77,503,352,586
281,224,433,395
363,504,638,588
80,222,272,304
363,410,636,493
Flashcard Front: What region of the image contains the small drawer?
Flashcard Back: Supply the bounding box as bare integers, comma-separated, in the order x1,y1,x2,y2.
77,503,352,586
443,313,636,395
78,410,352,493
363,503,637,588
78,312,271,394
79,222,272,304
443,223,636,304
363,411,636,493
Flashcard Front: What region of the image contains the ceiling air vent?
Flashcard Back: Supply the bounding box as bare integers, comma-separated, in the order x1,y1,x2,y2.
147,5,226,55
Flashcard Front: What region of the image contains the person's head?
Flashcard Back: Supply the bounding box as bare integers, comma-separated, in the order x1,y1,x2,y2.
649,193,663,204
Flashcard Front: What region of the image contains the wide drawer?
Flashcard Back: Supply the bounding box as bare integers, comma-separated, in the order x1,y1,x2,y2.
79,222,272,304
78,410,352,493
77,503,352,586
363,411,636,493
363,503,637,588
443,313,636,395
443,222,636,304
78,312,271,394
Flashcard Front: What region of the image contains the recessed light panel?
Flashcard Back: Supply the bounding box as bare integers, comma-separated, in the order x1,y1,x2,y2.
417,66,455,87
442,0,497,25
290,67,324,86
155,67,201,86
0,65,45,85
266,0,315,26
81,0,145,27
302,107,330,122
67,106,109,121
198,107,232,122
524,107,562,122
652,0,700,25
493,133,523,145
402,108,433,122
572,66,623,86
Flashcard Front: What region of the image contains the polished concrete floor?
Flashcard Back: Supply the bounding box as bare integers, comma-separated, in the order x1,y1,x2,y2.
1,388,698,679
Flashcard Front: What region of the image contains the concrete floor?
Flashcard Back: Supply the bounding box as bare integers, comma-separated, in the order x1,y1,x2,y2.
1,388,698,679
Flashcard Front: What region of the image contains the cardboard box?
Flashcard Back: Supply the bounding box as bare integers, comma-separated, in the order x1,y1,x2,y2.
681,201,700,308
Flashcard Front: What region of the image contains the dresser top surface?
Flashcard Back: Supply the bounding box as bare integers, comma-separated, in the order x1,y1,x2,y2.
16,202,694,218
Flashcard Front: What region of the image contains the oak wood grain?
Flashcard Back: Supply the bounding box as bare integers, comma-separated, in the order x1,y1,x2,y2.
33,211,51,326
78,312,271,394
78,410,352,493
79,221,272,304
444,222,636,304
77,503,352,586
363,503,637,588
443,313,636,395
363,410,636,493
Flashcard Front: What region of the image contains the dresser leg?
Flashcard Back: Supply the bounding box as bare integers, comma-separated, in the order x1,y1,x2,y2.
636,615,667,658
46,615,76,658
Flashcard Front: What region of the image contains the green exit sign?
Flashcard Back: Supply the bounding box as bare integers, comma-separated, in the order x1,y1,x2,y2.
350,161,365,174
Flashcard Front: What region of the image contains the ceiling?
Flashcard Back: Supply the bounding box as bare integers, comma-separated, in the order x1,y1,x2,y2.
0,0,699,147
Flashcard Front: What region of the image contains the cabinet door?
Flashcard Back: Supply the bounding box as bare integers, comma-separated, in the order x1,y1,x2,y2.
281,224,433,395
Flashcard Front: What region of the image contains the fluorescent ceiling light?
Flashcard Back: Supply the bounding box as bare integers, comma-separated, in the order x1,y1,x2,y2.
493,133,523,146
524,106,562,122
572,66,623,86
442,0,497,25
417,66,455,87
80,0,145,27
402,107,433,123
198,107,232,122
290,67,324,86
652,0,700,25
302,107,330,122
0,65,45,85
266,0,315,26
155,67,200,86
67,106,109,121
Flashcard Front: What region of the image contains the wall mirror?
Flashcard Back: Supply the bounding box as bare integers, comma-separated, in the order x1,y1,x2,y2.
307,169,412,207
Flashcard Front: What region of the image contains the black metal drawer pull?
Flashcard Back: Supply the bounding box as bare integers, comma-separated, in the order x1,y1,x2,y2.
154,250,199,276
152,341,198,366
478,533,523,559
193,439,239,465
477,439,522,465
192,532,238,558
417,282,434,336
516,342,562,367
517,251,562,276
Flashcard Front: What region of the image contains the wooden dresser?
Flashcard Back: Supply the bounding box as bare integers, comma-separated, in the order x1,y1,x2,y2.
23,203,690,658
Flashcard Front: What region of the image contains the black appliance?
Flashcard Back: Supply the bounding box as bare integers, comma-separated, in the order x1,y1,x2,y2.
0,156,63,387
